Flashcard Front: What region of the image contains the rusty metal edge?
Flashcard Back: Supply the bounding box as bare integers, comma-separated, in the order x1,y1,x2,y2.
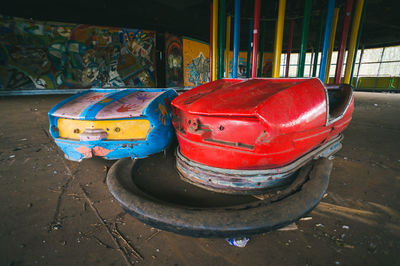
106,157,333,238
175,134,342,194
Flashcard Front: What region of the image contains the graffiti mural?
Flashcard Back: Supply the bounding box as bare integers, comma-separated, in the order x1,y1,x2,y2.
260,53,273,77
226,51,273,78
186,53,210,86
0,15,156,90
165,33,183,87
182,37,209,87
226,51,248,78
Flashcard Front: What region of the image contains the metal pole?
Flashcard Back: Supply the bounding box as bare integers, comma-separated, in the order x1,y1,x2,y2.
334,0,354,84
309,47,314,77
297,0,312,77
251,0,261,78
318,0,336,82
324,8,339,84
343,0,364,84
355,45,364,88
349,0,366,85
218,0,226,79
313,13,325,77
246,19,253,78
225,15,231,78
258,21,266,77
375,46,385,88
272,0,286,78
209,3,213,82
232,0,241,78
212,0,218,81
285,20,294,77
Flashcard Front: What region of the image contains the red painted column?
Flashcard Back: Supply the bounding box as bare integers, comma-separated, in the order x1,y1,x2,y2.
334,0,354,84
285,20,294,77
251,0,261,78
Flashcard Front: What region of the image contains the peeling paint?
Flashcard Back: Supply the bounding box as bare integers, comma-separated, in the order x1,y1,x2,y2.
74,146,93,158
92,146,112,156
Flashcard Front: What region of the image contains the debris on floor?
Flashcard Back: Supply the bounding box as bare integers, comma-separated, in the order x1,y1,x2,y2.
278,223,298,231
299,216,313,221
225,237,250,248
0,92,399,265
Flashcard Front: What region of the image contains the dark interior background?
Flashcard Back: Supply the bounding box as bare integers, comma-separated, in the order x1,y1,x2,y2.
3,0,400,52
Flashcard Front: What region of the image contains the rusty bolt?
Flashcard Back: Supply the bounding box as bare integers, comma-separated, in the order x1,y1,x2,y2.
114,127,121,132
73,129,80,134
187,119,200,133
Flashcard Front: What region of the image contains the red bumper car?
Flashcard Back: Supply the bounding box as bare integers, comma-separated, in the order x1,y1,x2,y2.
172,78,353,194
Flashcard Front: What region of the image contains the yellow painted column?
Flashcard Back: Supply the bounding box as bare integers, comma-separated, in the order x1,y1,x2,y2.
225,15,231,78
272,0,286,78
344,0,364,84
212,0,218,81
324,8,339,84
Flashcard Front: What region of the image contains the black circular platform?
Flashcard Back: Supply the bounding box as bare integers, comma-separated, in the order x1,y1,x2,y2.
106,148,332,238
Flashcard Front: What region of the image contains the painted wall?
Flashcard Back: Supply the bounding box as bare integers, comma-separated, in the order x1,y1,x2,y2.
0,15,156,90
165,33,183,87
182,37,273,87
356,77,399,90
224,51,273,78
326,76,400,90
260,53,274,77
183,37,210,87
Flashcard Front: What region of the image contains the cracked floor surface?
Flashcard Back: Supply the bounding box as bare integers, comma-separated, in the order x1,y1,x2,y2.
0,92,399,265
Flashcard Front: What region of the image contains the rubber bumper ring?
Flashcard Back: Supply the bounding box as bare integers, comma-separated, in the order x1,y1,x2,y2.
106,157,332,238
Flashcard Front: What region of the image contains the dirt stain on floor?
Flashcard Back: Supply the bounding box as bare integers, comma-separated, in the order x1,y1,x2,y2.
0,92,399,265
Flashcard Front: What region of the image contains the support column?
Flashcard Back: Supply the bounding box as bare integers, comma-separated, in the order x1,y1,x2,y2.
232,0,241,78
334,0,354,84
355,45,364,88
324,8,339,83
312,13,325,77
309,47,314,77
272,0,286,78
350,1,366,84
225,15,231,78
209,3,213,82
318,0,336,82
251,0,261,78
218,0,226,79
258,21,266,77
246,20,253,78
343,0,364,84
285,20,294,77
297,0,312,77
212,0,218,81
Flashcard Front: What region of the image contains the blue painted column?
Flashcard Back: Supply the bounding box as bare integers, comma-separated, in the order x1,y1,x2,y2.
232,0,241,78
246,20,253,78
318,0,336,81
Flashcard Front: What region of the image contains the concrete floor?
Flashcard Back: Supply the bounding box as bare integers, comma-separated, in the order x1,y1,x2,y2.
0,92,399,266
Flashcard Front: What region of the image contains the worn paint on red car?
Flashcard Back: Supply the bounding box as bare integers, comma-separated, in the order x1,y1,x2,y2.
172,78,354,170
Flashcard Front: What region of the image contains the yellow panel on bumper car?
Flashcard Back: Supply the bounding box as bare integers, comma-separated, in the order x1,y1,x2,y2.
48,89,177,161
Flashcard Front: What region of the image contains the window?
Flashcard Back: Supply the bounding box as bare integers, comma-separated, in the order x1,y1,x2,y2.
278,45,400,79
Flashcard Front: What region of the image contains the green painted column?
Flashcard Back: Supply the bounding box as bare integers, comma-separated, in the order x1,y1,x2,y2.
218,0,226,79
297,0,312,77
312,12,325,77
